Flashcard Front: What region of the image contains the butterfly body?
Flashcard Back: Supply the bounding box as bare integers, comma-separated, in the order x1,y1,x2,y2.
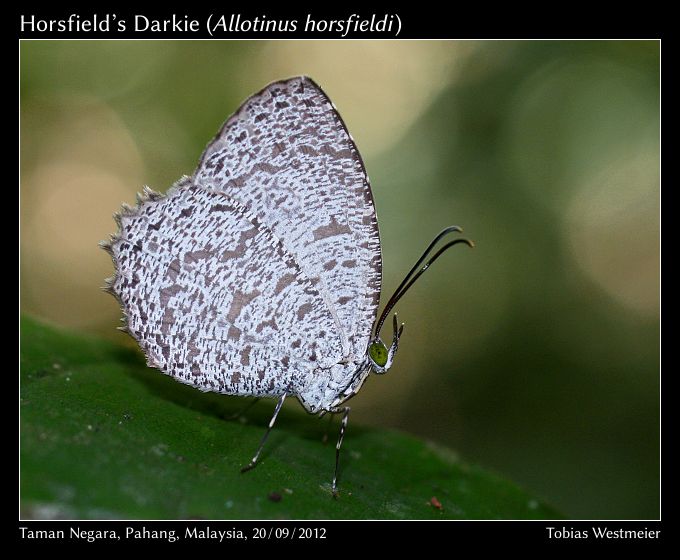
106,77,381,416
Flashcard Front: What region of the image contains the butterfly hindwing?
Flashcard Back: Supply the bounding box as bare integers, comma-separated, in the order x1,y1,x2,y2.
110,181,345,397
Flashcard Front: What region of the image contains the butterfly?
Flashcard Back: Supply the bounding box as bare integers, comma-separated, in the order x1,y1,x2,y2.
101,76,472,496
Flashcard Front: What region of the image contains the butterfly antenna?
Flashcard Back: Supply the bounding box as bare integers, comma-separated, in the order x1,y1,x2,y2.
373,227,474,338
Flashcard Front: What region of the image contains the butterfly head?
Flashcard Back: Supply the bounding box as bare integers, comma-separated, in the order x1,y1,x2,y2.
367,226,474,375
368,314,404,374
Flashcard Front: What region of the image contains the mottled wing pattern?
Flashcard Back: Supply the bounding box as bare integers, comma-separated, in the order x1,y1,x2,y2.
194,76,382,361
109,181,344,397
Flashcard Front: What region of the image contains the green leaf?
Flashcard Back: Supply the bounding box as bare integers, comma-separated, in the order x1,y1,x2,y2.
20,315,561,520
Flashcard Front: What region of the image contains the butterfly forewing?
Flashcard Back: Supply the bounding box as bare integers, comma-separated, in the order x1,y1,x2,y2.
194,77,382,361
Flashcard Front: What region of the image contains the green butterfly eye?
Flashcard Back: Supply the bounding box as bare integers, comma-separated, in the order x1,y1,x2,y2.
369,341,388,367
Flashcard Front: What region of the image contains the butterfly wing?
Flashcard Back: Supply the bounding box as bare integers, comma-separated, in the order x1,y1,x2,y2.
109,181,344,397
194,76,382,361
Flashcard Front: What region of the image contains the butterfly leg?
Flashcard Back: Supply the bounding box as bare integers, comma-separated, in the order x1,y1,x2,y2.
240,393,287,473
330,406,351,498
225,397,261,421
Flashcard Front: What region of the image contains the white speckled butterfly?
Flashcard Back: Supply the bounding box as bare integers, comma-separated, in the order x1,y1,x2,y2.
101,76,472,495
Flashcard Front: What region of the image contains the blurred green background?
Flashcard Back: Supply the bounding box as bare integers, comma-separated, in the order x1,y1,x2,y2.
20,40,659,519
